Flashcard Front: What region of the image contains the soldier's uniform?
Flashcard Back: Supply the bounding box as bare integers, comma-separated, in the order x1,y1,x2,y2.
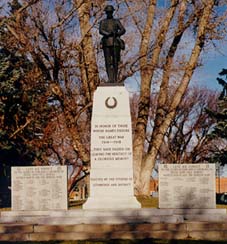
99,5,126,83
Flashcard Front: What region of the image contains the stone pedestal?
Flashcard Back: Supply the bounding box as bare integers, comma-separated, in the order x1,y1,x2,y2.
83,86,140,209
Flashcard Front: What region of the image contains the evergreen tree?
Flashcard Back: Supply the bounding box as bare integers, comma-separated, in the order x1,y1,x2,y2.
0,46,34,206
206,69,227,166
0,47,35,165
0,0,50,206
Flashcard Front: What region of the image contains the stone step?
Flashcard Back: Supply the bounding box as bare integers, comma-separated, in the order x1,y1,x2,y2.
0,215,183,225
1,208,225,217
183,214,227,222
0,231,188,242
1,209,226,224
2,222,227,234
1,222,227,241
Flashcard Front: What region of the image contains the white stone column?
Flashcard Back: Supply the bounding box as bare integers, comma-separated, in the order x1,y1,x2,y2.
83,86,141,209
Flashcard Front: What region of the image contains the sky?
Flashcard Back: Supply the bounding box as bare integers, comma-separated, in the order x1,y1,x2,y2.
124,46,227,95
191,49,227,92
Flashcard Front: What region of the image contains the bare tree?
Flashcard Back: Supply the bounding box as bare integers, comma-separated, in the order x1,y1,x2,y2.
132,0,226,195
1,0,226,196
160,87,218,165
0,0,99,191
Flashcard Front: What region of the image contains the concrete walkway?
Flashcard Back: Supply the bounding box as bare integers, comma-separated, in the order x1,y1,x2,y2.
0,208,227,241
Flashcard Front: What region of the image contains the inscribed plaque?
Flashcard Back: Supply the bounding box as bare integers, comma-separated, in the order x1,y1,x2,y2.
11,166,68,211
159,164,216,209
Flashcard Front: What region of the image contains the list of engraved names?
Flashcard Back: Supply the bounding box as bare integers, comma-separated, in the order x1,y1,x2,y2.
12,166,68,211
159,164,215,209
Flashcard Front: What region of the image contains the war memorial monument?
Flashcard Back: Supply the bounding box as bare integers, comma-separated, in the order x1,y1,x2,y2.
1,4,227,242
83,5,140,209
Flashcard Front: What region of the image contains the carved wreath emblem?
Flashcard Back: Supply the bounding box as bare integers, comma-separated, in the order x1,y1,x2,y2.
105,97,117,109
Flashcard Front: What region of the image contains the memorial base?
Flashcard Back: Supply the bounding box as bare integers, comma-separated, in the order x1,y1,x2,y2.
83,196,141,209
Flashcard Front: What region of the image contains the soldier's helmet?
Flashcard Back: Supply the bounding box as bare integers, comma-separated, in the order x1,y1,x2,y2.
104,5,115,12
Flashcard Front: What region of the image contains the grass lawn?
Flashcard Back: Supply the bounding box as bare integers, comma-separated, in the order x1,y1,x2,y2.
1,196,227,210
137,196,159,208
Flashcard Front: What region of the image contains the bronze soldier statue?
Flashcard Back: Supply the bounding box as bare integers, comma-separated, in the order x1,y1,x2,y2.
99,5,126,83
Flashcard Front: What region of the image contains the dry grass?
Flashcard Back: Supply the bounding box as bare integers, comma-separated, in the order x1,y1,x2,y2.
137,196,159,208
0,207,11,211
216,204,227,209
2,197,227,210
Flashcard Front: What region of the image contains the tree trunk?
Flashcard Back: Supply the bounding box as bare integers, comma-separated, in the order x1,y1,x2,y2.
137,0,215,196
133,0,178,195
76,0,99,103
133,0,156,193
